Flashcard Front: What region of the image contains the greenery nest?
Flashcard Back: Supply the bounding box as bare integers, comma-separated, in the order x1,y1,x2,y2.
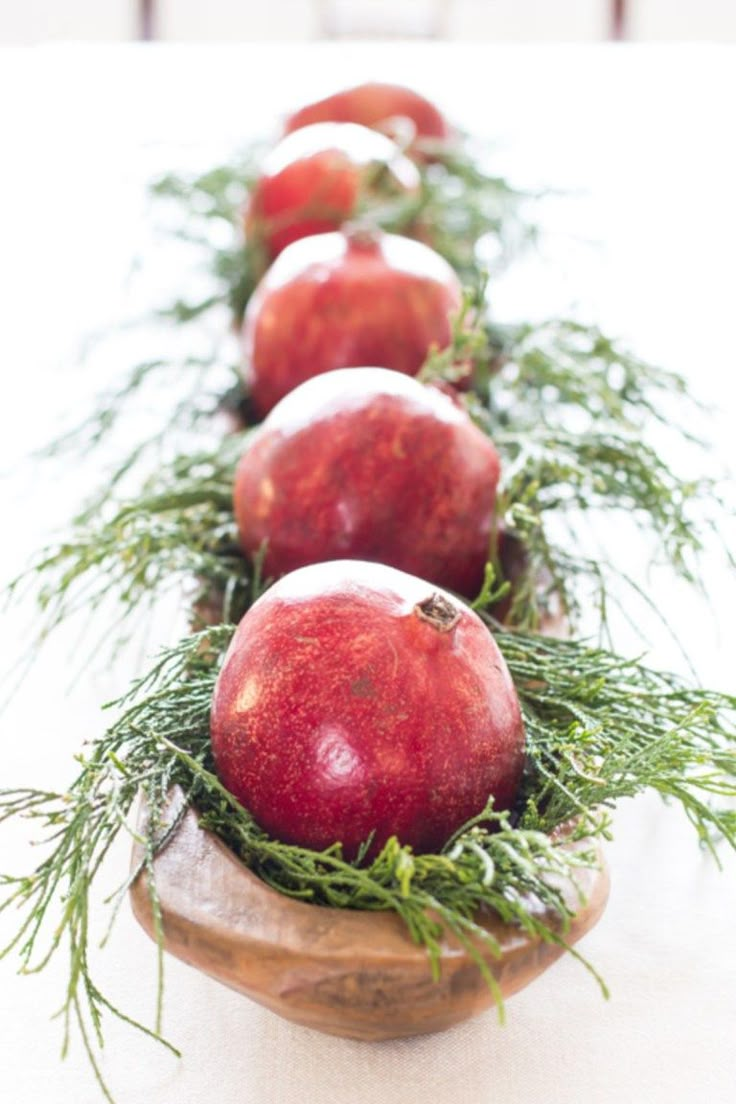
3,128,735,1104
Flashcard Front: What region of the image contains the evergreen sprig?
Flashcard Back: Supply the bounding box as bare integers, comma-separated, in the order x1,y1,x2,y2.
491,423,718,631
493,627,736,850
151,152,265,323
484,318,699,437
8,436,246,654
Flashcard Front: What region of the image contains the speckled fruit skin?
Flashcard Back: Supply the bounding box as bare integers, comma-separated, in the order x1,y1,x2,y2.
245,122,419,261
210,561,525,860
243,229,462,416
284,82,450,147
234,367,501,597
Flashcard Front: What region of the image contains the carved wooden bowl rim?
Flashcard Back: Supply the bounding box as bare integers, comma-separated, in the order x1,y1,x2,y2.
129,788,609,1040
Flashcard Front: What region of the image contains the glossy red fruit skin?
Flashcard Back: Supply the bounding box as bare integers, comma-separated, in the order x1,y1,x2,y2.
243,229,462,416
284,82,450,146
245,123,420,260
210,561,525,860
234,367,500,597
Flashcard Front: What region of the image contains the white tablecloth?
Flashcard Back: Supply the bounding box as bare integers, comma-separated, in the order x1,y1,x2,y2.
1,43,735,1104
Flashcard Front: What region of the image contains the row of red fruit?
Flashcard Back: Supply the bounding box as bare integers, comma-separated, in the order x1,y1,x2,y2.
236,85,499,595
209,83,526,862
247,81,450,262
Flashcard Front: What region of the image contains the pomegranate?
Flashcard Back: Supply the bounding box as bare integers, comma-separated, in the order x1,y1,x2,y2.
234,367,500,597
283,82,450,150
210,560,526,859
244,122,420,261
243,228,463,416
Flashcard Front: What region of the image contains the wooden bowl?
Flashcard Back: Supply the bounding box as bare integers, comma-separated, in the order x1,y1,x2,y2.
130,790,608,1041
137,466,590,1038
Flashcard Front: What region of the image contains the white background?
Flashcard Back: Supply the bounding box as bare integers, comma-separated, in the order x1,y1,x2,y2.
1,43,735,1104
5,1,736,44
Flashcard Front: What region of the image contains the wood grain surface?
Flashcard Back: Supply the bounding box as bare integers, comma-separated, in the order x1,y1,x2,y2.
130,790,608,1040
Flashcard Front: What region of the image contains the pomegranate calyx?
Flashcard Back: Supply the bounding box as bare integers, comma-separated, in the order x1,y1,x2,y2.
343,222,381,250
414,593,461,633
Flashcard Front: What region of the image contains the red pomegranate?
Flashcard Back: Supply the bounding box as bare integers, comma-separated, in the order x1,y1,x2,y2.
243,228,463,416
283,82,450,149
210,560,526,860
234,367,500,597
245,122,420,261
